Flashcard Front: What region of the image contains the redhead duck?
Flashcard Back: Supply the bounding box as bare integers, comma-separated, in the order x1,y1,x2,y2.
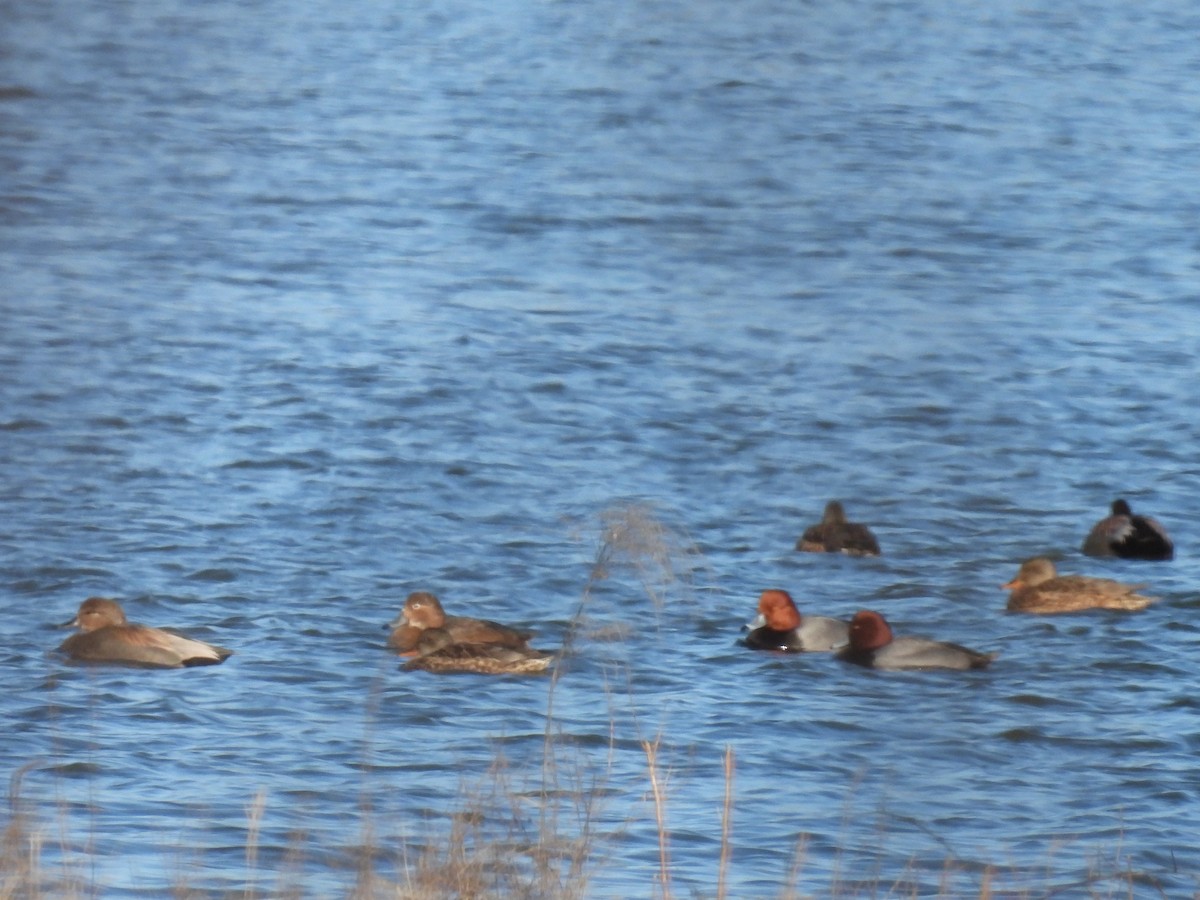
386,591,534,654
401,627,554,675
796,501,881,556
1081,499,1173,561
58,597,232,668
1003,557,1154,614
741,589,849,652
836,610,995,671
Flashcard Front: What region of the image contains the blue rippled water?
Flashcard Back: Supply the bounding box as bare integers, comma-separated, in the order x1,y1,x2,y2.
3,0,1200,896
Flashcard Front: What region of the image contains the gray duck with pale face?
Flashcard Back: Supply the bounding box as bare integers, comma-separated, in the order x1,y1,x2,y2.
58,597,232,668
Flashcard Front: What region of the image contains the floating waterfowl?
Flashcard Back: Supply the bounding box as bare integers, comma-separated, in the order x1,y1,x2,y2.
836,610,995,671
386,591,534,653
796,501,881,556
1081,499,1174,561
401,627,553,675
58,597,232,668
1003,557,1155,614
741,589,848,652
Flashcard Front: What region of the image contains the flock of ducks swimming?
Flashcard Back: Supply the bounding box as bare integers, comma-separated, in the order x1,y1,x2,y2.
750,497,1169,671
53,498,1174,674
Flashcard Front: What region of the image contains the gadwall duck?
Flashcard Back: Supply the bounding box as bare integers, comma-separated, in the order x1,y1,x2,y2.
1081,499,1173,561
741,589,849,652
796,501,881,556
58,597,232,668
401,627,553,675
1003,557,1154,613
836,610,995,671
386,591,534,653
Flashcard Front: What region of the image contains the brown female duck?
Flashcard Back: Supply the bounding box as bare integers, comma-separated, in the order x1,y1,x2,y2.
401,627,554,675
796,501,881,556
386,591,534,653
1003,557,1155,614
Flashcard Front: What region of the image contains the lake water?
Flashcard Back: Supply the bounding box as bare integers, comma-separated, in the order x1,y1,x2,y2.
3,0,1200,896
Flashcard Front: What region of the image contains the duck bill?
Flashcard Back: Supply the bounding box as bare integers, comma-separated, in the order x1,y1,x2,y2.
59,615,81,628
384,614,409,630
742,613,767,632
1000,579,1021,590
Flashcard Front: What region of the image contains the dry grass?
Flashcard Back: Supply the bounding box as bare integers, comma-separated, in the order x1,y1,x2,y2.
1,752,1168,900
372,747,598,900
1,505,1185,899
0,761,89,900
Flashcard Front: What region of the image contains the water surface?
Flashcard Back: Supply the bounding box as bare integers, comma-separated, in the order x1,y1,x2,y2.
3,0,1200,896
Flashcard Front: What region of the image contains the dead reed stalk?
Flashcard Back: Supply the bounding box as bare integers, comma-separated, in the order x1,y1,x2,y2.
718,745,734,900
642,736,672,900
243,788,267,900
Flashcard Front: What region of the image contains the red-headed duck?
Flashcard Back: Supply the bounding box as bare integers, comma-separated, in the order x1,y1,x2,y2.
401,627,554,675
796,501,881,556
1003,557,1155,614
58,597,232,668
836,610,995,671
1081,499,1173,561
386,591,534,654
741,589,849,652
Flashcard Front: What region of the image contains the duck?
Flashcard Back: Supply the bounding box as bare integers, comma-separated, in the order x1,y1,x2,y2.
401,627,554,675
57,597,232,668
741,589,849,652
1002,557,1155,614
836,610,995,671
796,501,881,556
386,591,534,654
1081,499,1174,561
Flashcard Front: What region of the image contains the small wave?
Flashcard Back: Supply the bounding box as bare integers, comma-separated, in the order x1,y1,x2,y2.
1005,693,1065,708
221,457,317,471
0,418,47,431
43,761,102,777
187,568,238,583
87,416,130,428
998,727,1044,742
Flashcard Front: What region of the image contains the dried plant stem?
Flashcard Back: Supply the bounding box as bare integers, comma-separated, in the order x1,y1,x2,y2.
718,745,734,900
979,866,993,899
642,738,672,900
243,789,267,900
784,833,810,898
